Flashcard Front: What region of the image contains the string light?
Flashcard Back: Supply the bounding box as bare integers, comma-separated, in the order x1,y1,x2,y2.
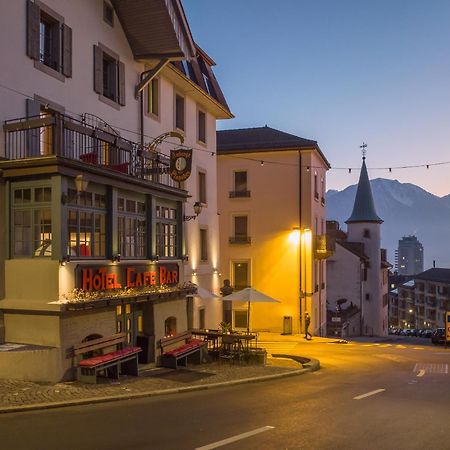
1,81,450,175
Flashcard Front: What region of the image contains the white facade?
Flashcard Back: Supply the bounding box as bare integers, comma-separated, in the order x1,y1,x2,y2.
0,0,231,381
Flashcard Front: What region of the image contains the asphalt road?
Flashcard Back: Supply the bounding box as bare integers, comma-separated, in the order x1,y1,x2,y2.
1,337,449,450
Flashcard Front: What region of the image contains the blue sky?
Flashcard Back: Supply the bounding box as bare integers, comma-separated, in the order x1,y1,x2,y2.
184,0,450,196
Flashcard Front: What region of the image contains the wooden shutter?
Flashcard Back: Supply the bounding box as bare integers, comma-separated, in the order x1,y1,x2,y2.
26,99,41,156
26,0,40,60
93,45,103,94
118,61,126,106
62,24,72,77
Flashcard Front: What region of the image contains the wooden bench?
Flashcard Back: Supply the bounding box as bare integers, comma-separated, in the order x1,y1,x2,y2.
159,331,207,370
72,333,141,384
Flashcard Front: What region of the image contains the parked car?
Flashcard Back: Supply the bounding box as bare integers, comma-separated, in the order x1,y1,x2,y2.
423,329,433,338
431,328,446,345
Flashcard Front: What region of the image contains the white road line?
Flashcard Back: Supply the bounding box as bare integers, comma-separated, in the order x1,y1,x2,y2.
417,369,426,377
413,347,424,350
353,389,385,400
195,426,275,450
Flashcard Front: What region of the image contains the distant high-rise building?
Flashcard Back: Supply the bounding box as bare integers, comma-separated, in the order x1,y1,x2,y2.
396,236,424,275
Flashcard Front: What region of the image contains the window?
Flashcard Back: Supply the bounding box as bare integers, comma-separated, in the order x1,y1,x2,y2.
314,171,319,200
94,44,125,106
146,78,159,116
155,204,178,258
198,110,206,143
363,229,371,238
230,171,250,198
233,310,248,329
67,190,106,257
175,94,185,130
118,197,146,258
199,308,205,329
165,317,177,337
27,1,72,78
103,2,114,26
200,228,208,261
230,215,250,244
12,186,52,257
198,171,207,204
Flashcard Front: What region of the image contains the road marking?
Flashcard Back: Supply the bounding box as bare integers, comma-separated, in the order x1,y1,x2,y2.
414,363,449,374
396,345,406,349
413,347,424,350
353,389,385,400
417,369,426,377
380,344,392,348
195,426,275,450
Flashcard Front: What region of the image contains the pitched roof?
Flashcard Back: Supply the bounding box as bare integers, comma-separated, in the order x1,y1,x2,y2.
337,241,369,261
216,126,330,167
346,158,383,224
414,268,450,284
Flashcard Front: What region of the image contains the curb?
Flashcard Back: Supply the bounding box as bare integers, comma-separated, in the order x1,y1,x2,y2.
0,357,320,414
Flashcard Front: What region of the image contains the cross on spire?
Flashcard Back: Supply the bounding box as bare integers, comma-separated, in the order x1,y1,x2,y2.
360,142,367,160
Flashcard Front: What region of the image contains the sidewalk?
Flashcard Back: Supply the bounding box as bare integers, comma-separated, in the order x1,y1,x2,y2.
0,348,319,414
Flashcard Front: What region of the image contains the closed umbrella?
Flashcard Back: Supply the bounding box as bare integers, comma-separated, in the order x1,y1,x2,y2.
222,287,280,332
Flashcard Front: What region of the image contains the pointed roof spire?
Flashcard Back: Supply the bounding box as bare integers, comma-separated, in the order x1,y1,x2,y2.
346,146,383,224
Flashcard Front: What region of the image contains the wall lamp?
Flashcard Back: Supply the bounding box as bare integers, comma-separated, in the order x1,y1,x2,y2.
181,255,189,262
151,255,159,262
183,202,203,221
61,174,89,204
112,253,121,263
59,255,71,266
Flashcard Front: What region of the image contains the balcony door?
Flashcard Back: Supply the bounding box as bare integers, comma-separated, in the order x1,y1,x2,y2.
232,261,250,290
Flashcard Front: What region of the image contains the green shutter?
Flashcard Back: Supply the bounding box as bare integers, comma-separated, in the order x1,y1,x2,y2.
118,61,126,106
93,45,103,94
26,0,40,60
62,24,72,77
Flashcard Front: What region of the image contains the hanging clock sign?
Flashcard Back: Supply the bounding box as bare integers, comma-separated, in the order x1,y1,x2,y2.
170,148,193,181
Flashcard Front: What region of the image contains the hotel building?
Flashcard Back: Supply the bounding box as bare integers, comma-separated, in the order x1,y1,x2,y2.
0,0,232,381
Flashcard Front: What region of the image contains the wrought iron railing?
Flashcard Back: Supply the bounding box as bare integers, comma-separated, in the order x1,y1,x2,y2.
229,236,251,244
3,113,181,189
229,190,251,198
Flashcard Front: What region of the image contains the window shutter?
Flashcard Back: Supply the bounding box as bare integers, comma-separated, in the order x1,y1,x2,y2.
62,24,72,77
26,99,41,156
26,0,40,60
93,45,103,94
118,61,126,106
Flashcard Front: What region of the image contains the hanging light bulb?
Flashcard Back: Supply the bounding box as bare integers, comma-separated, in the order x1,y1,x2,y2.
348,168,352,174
260,161,264,166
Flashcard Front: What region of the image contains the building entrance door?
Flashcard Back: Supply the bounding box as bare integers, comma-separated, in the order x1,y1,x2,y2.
116,304,143,345
232,261,249,290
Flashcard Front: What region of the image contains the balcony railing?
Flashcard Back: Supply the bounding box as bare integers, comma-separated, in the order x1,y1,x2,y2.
3,114,181,189
315,234,334,260
229,236,251,245
229,190,251,198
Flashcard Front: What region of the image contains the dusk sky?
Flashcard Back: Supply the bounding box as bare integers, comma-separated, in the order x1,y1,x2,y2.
184,0,450,196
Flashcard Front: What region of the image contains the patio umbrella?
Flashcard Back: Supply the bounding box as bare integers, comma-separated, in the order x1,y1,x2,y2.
221,287,280,332
193,286,220,299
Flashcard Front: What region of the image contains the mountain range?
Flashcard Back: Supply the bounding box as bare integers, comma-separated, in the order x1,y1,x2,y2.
326,178,450,269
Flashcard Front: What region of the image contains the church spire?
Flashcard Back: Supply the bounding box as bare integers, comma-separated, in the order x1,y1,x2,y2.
346,145,383,224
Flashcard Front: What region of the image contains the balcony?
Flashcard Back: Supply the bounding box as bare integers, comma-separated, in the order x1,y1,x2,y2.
229,236,251,245
229,190,251,198
315,234,334,260
3,114,180,189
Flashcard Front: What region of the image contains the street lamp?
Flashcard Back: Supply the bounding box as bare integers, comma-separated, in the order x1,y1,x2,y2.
183,201,203,221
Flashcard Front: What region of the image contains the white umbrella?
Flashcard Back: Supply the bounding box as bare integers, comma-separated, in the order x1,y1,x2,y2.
192,285,220,299
222,287,280,332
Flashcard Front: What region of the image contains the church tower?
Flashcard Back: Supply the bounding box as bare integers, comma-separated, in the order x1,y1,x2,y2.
346,151,385,336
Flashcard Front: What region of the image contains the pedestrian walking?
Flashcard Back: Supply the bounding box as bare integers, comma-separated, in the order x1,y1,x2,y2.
304,312,312,340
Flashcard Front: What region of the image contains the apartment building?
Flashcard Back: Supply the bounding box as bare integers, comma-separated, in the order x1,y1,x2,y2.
0,0,232,381
216,126,331,335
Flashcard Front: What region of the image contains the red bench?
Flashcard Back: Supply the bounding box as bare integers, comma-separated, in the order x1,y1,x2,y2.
159,331,207,370
72,333,141,384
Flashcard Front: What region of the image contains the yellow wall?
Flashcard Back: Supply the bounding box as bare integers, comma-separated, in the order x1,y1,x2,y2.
4,313,60,346
218,149,328,334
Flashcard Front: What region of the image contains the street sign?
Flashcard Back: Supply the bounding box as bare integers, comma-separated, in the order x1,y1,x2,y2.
446,312,450,342
332,317,341,323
